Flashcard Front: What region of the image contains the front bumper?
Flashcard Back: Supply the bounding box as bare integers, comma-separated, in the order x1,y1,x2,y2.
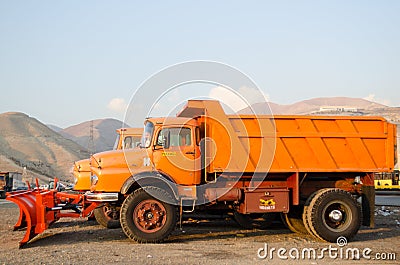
85,192,119,202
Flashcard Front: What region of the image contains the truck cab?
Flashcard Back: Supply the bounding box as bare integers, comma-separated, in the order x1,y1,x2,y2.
88,117,201,192
143,117,201,185
0,172,23,199
0,174,5,199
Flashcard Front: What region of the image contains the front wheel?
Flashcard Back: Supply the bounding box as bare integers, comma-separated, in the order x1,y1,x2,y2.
120,187,177,243
94,204,121,229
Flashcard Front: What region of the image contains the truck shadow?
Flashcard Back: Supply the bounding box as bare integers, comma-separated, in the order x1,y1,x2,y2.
169,219,293,242
23,218,288,248
20,217,400,248
23,220,126,248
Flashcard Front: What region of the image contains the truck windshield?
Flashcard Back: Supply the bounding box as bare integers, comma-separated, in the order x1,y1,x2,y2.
141,122,154,148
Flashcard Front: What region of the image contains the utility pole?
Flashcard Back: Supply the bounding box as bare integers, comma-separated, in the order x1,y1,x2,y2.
88,120,95,155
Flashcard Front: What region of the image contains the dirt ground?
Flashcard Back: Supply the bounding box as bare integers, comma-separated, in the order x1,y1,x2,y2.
0,201,399,265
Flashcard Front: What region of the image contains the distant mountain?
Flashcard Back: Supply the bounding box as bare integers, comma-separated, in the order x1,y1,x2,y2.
47,124,63,133
0,112,89,183
240,97,388,115
59,119,130,153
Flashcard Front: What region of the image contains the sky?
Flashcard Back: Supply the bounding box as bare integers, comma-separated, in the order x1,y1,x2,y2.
0,1,399,127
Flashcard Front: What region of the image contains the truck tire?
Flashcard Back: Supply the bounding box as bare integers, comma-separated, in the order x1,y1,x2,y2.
120,187,177,243
94,204,121,229
304,188,361,242
302,189,330,237
233,212,277,229
87,211,96,221
281,206,308,234
0,191,5,199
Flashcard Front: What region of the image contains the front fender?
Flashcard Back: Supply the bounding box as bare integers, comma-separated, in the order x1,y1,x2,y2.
120,171,179,201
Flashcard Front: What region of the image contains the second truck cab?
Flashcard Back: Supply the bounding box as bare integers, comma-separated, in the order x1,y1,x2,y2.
73,128,143,191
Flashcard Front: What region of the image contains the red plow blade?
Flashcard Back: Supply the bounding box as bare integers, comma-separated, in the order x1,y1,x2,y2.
6,179,99,248
7,189,57,247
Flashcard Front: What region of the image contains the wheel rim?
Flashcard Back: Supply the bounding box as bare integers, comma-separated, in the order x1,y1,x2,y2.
103,205,119,220
133,199,166,233
322,200,352,233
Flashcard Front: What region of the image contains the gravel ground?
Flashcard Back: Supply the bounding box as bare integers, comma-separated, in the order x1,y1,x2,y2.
0,201,399,265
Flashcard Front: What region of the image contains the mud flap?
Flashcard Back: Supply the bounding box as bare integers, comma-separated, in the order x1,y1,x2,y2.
361,185,375,228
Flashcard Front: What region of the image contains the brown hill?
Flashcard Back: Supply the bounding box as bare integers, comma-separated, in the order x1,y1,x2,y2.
241,97,387,115
59,119,130,153
0,112,89,183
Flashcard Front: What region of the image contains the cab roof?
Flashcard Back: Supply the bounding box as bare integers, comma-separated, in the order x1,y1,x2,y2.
146,117,198,127
116,128,143,135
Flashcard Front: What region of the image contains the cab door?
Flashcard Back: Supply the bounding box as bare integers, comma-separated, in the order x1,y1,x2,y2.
152,125,201,185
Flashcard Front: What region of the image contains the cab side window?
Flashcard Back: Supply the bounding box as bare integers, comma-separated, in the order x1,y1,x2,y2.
157,130,167,146
132,136,141,148
123,136,133,149
156,127,191,148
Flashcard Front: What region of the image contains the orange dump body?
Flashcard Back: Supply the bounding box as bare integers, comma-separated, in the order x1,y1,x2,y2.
178,100,397,175
270,115,396,173
91,100,397,191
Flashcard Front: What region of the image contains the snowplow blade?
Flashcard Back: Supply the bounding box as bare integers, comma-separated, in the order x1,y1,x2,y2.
6,189,58,248
6,181,100,248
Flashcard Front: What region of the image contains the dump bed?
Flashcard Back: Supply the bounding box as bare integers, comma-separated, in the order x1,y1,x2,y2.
178,100,397,173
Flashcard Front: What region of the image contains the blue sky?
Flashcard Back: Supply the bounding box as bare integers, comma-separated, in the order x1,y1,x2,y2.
0,1,399,127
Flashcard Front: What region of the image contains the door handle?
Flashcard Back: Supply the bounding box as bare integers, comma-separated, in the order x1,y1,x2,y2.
185,151,195,155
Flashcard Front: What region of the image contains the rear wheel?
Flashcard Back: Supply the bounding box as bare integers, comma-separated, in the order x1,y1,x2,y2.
94,204,121,229
303,189,328,237
304,188,361,242
233,212,277,229
120,187,177,243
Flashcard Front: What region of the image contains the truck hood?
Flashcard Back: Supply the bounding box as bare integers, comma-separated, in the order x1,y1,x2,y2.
90,148,150,174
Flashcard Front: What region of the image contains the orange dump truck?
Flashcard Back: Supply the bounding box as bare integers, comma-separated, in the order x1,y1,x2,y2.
6,100,397,247
87,100,396,243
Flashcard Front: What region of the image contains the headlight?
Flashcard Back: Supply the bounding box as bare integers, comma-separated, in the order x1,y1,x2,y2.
90,175,98,186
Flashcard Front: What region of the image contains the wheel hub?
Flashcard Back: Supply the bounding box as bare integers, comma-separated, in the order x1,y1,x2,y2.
146,212,154,219
134,199,166,233
104,205,119,220
328,209,343,222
